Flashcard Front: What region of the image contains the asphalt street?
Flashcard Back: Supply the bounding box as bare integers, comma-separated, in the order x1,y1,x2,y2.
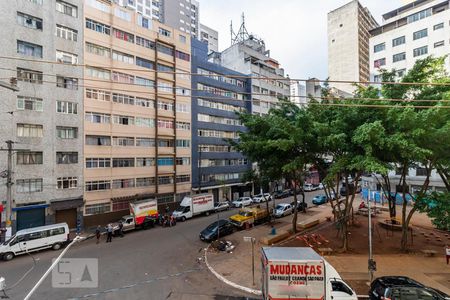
0,190,323,300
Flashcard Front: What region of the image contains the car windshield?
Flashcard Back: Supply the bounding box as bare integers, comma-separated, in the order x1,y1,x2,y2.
205,223,218,232
239,211,252,217
120,217,128,223
174,206,186,212
2,234,15,245
276,205,284,210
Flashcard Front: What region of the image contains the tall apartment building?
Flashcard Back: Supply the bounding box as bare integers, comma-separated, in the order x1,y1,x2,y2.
0,0,84,231
370,0,450,81
191,39,252,201
212,37,291,115
199,23,219,53
328,0,378,94
290,82,307,107
83,0,192,226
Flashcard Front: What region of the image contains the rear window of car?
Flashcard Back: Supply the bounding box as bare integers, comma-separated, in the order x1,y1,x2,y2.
390,287,435,300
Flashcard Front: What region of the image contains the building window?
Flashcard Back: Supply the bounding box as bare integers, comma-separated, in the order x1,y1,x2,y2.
56,50,78,64
175,157,190,165
136,177,155,187
176,175,190,183
16,178,43,193
198,114,242,126
17,152,43,165
175,50,190,61
112,178,135,189
157,119,174,129
112,93,135,105
176,122,190,130
112,72,134,84
136,97,154,108
57,127,78,139
17,96,43,112
86,89,111,101
112,158,135,168
197,98,243,112
85,112,110,123
434,22,444,30
135,77,154,87
197,83,244,100
137,14,150,28
158,139,174,147
112,50,134,64
135,117,154,128
392,52,406,63
112,115,134,126
86,158,111,168
86,67,111,80
57,101,78,114
175,139,190,148
199,144,235,153
112,199,132,211
26,0,43,4
156,43,174,56
136,158,155,167
157,157,174,166
57,152,78,164
17,40,42,58
179,34,186,43
85,42,110,57
434,41,444,48
136,138,155,147
136,57,154,69
85,181,111,192
17,68,43,84
373,43,385,53
56,25,78,41
392,36,405,47
57,177,78,189
85,0,110,12
198,129,239,139
114,7,131,21
17,124,43,137
136,36,155,49
56,76,78,89
158,175,174,185
159,27,171,37
374,58,386,68
416,167,427,176
397,69,406,77
413,28,428,40
413,46,428,57
56,0,77,17
407,8,431,24
176,103,190,113
86,19,111,35
17,12,42,30
112,137,135,146
113,28,134,43
85,203,111,215
85,135,111,146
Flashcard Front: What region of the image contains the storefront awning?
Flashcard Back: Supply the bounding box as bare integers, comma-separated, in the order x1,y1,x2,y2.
12,204,49,211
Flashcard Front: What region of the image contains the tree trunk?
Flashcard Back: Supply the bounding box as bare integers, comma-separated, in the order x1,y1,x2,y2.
400,164,409,252
292,181,299,233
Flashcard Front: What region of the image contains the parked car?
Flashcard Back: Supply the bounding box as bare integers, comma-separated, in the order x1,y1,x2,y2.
0,223,70,261
199,219,235,242
232,197,253,208
253,193,272,203
214,201,230,212
312,195,328,205
274,190,291,199
303,183,318,192
291,200,308,211
273,203,293,218
369,276,450,300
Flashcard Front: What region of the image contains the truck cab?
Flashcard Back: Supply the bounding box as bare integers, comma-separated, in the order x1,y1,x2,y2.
173,205,192,221
229,207,269,228
120,215,136,232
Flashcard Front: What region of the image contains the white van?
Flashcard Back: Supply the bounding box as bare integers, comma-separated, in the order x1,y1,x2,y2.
0,223,69,261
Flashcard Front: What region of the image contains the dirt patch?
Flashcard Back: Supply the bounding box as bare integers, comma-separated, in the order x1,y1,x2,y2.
283,211,449,255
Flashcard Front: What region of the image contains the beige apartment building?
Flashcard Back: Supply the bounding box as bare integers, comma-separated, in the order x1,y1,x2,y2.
83,0,192,225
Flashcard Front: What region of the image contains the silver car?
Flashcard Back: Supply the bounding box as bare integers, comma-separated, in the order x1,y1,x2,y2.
232,197,253,208
273,203,293,218
214,202,230,212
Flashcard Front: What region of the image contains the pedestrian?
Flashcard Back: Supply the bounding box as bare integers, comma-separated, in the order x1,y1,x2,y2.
165,204,170,214
118,221,124,238
158,214,163,226
446,245,450,265
270,225,277,235
106,223,113,243
170,215,176,227
95,225,101,244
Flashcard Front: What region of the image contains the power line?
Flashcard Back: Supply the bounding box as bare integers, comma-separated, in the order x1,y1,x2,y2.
2,55,450,87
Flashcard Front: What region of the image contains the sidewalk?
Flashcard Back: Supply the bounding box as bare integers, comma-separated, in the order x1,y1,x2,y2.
205,203,450,296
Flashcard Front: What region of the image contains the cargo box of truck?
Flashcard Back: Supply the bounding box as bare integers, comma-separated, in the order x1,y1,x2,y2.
172,194,214,221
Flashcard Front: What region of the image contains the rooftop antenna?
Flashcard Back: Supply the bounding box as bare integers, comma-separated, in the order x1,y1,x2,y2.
231,12,250,45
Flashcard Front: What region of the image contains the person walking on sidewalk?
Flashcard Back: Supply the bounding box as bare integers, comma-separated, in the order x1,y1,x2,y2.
106,223,113,243
446,245,450,265
118,221,124,237
95,225,101,244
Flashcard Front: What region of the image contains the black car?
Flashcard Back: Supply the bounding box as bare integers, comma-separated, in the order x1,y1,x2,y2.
199,219,235,242
291,200,308,211
274,190,291,199
370,276,450,300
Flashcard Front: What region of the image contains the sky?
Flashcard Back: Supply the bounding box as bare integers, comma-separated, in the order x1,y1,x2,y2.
198,0,407,81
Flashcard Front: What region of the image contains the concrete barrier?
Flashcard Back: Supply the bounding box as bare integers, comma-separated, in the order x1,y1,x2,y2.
297,219,320,230
260,230,290,245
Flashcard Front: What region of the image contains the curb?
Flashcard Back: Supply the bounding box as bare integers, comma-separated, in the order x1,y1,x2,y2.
204,245,262,296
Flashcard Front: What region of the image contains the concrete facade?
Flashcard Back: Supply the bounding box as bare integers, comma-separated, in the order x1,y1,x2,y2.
0,0,84,232
160,0,199,37
328,0,378,94
191,39,252,201
212,38,290,115
199,23,219,53
290,82,307,107
113,0,162,21
83,1,192,223
370,0,450,81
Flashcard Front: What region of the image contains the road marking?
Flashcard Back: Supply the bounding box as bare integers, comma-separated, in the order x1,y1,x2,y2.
68,268,202,299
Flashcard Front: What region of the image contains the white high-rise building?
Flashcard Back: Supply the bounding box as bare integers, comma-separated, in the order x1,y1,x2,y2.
370,0,450,81
290,82,307,107
199,23,219,53
328,1,378,94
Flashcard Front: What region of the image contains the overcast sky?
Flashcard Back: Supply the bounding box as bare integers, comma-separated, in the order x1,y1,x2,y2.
198,0,406,81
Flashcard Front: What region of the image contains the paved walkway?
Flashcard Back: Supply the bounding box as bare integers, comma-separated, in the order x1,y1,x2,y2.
205,202,450,297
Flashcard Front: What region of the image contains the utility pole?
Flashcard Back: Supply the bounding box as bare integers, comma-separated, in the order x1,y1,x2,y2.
5,140,13,228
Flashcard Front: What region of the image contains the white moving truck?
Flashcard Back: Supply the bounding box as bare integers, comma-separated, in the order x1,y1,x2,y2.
261,247,357,300
113,199,159,233
172,194,214,221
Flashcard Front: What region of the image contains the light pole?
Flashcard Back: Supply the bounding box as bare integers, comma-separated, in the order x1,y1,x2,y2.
243,236,256,286
368,190,376,282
